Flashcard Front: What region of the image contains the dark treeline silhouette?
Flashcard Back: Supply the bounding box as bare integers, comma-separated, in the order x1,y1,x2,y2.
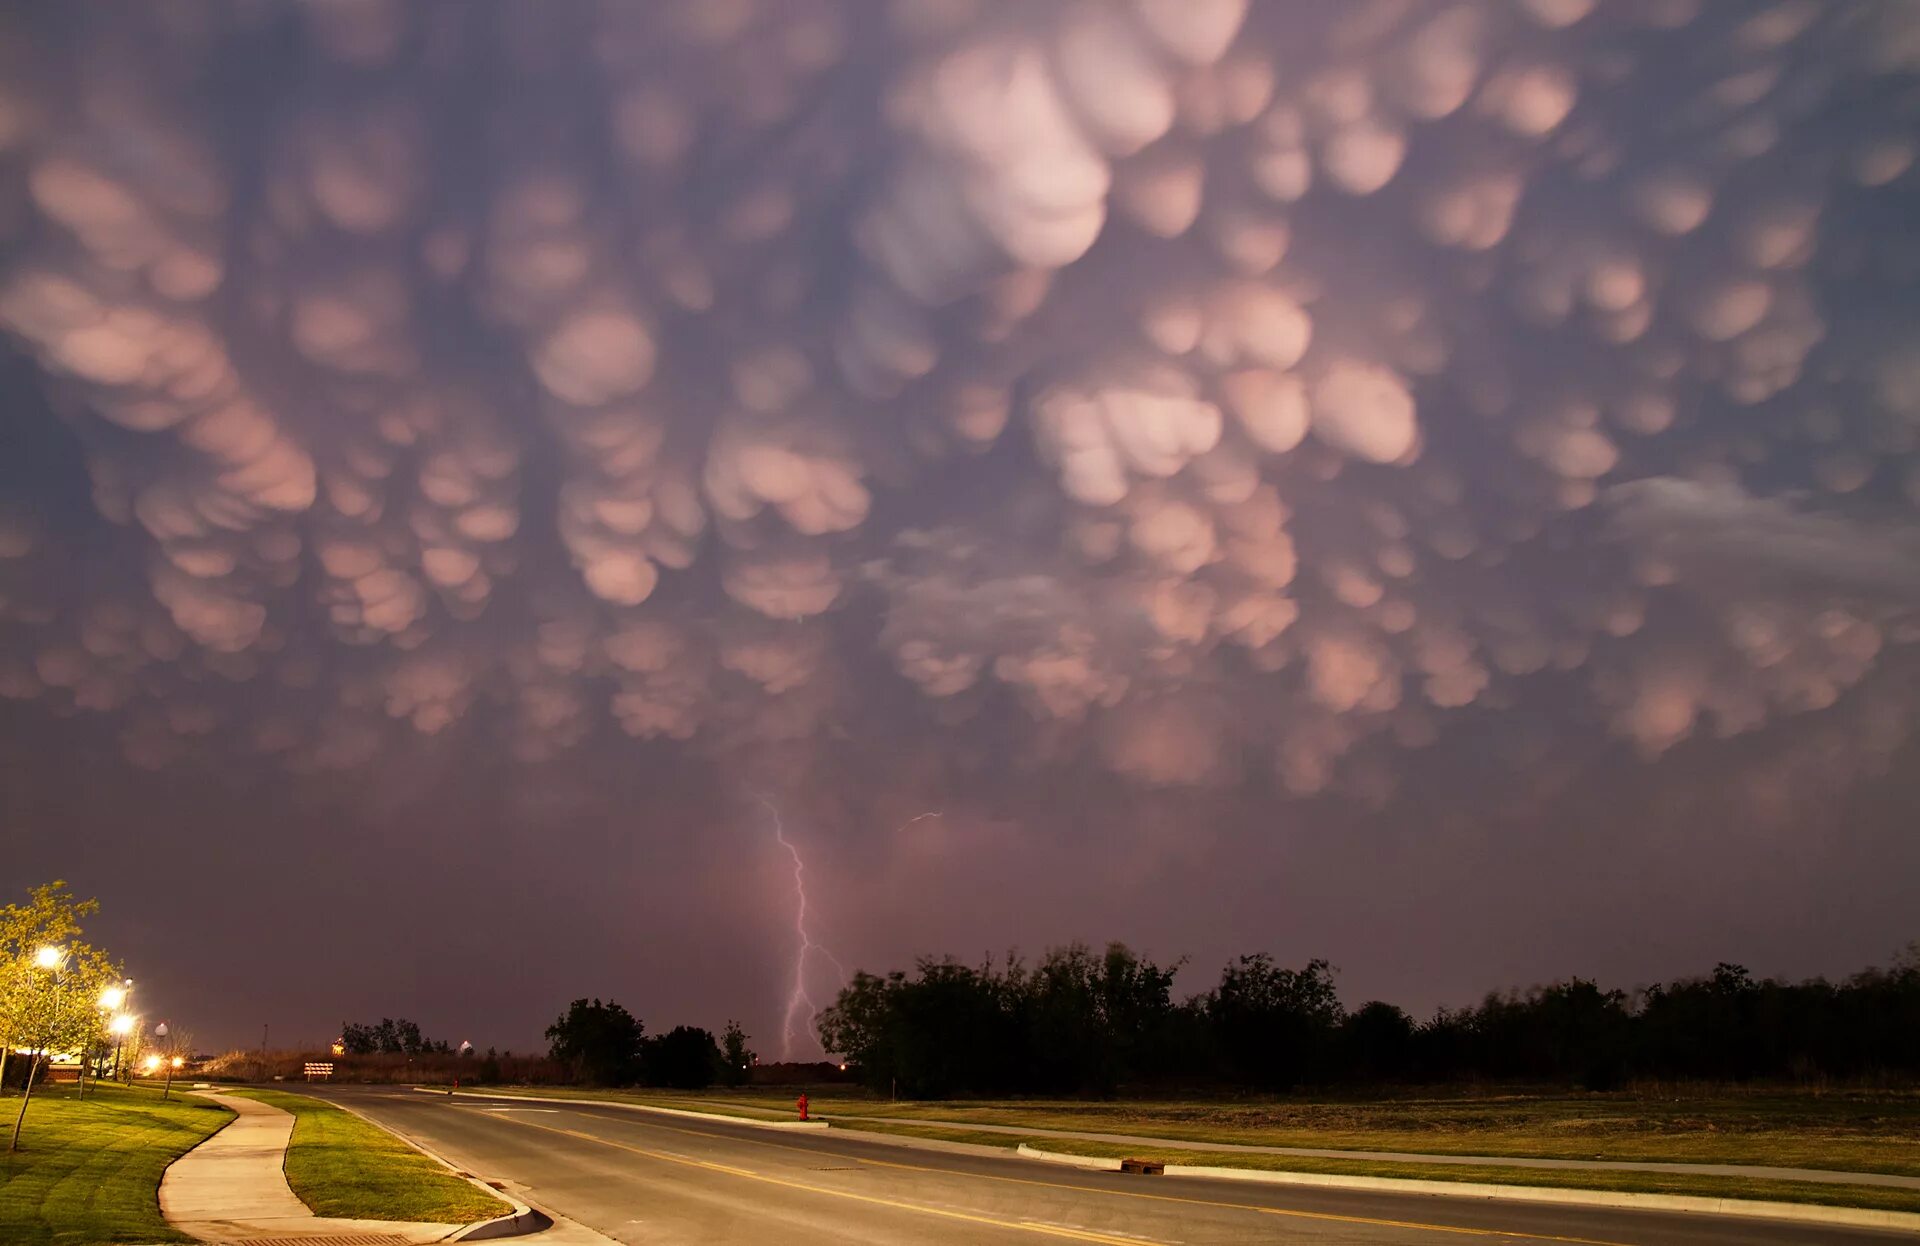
816,942,1920,1098
340,1017,450,1055
544,997,753,1089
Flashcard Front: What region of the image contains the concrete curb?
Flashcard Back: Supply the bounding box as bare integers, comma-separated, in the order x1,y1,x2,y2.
276,1089,542,1241
1014,1143,1920,1235
414,1086,831,1131
1015,1143,1123,1172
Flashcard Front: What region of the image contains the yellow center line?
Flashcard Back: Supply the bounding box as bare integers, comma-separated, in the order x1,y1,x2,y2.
449,1101,1638,1245
844,1148,1635,1246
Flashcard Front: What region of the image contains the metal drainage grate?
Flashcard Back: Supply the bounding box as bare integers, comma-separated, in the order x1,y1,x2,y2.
230,1235,413,1246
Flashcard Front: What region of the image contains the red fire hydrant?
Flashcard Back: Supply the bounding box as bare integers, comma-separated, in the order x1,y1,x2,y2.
797,1093,810,1121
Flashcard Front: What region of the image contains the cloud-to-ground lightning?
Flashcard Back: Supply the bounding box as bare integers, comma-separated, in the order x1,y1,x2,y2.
758,796,846,1061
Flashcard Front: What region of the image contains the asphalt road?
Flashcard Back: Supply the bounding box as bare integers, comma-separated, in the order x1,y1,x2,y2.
297,1085,1910,1245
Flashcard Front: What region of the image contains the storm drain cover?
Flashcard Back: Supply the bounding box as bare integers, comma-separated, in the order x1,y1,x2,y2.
230,1235,412,1246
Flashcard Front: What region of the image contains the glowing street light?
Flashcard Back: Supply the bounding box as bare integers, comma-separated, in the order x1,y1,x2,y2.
109,1012,135,1083
142,1055,162,1073
33,945,64,970
155,1022,176,1100
81,980,133,1094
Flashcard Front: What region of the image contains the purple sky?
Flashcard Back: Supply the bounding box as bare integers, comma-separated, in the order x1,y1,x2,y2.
4,1,1919,1056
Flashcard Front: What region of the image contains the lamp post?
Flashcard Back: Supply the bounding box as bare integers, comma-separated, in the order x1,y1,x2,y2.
155,1022,173,1101
108,1013,135,1083
103,980,132,1083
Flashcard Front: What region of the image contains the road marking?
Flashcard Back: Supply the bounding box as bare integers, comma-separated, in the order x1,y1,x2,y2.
458,1109,1163,1245
1023,1220,1181,1244
845,1150,1640,1245
475,1102,1641,1246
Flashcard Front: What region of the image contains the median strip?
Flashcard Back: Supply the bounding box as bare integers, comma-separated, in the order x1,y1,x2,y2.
227,1089,511,1224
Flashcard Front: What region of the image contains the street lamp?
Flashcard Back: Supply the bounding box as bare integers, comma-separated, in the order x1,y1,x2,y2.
109,1013,135,1083
155,1022,174,1100
33,945,63,970
97,980,133,1084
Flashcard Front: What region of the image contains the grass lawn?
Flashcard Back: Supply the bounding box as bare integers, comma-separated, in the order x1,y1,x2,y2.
229,1089,507,1223
463,1083,1920,1179
0,1080,232,1246
814,1123,1920,1214
1031,1138,1920,1215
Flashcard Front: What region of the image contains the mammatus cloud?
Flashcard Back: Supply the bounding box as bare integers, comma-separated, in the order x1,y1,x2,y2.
2,0,1919,813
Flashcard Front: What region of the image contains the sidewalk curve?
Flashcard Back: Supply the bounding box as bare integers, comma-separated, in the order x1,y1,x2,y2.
160,1091,460,1243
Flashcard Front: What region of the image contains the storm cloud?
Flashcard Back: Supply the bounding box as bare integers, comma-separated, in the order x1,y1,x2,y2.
3,1,1920,1045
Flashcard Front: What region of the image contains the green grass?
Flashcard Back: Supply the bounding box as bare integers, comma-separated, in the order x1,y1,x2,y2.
444,1083,1920,1214
528,1085,1920,1176
229,1089,507,1224
1004,1138,1920,1216
0,1080,232,1246
464,1084,1920,1198
789,1118,1920,1212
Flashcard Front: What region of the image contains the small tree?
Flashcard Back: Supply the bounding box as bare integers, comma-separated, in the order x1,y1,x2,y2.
8,943,118,1151
720,1020,753,1087
1,882,101,1089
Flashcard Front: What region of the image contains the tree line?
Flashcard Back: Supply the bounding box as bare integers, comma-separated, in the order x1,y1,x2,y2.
544,997,755,1089
816,942,1920,1097
339,1017,456,1056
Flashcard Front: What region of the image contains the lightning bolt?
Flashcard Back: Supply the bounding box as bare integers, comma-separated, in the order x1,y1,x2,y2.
759,796,845,1061
894,812,942,832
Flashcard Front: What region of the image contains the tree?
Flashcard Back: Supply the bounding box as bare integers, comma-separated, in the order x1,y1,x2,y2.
720,1020,753,1087
339,1017,436,1055
1,883,120,1151
1,882,101,1090
1207,956,1343,1088
545,998,644,1085
642,1025,722,1089
1341,1001,1416,1081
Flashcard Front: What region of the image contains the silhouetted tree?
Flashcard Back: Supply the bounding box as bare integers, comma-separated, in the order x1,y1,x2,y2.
339,1017,435,1056
1207,956,1343,1089
545,998,644,1085
819,959,1022,1097
720,1020,753,1087
643,1025,723,1089
813,940,1920,1094
1341,1001,1416,1081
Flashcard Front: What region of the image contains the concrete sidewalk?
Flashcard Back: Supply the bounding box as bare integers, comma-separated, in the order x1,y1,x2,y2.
159,1091,461,1243
827,1112,1920,1191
